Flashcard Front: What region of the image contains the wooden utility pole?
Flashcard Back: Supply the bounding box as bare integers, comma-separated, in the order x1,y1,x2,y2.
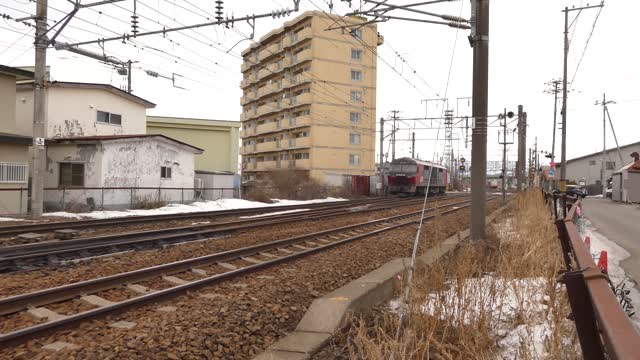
470,0,490,240
31,0,48,218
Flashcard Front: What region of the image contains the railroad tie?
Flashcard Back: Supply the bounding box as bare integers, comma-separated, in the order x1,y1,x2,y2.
162,275,190,286
80,295,116,308
259,252,279,258
278,248,294,254
241,256,264,264
305,241,318,247
316,239,330,243
191,268,208,277
27,307,68,322
217,262,238,270
293,244,311,251
126,284,153,294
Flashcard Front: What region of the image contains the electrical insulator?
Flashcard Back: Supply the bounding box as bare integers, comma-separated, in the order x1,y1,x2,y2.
145,70,159,77
215,0,224,22
131,15,139,35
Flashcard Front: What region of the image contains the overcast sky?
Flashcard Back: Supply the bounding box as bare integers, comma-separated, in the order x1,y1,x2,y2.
1,0,638,167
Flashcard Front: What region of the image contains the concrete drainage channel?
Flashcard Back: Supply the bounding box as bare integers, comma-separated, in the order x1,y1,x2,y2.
254,203,510,360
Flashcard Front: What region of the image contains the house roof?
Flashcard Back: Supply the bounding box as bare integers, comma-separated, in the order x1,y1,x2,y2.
0,65,34,81
16,81,156,108
0,132,32,145
565,140,640,164
147,116,240,128
48,134,204,153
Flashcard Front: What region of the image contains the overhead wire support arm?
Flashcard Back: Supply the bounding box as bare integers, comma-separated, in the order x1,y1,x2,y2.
64,1,301,47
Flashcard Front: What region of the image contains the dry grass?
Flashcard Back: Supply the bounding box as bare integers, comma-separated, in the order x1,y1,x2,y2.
245,169,353,201
337,191,580,359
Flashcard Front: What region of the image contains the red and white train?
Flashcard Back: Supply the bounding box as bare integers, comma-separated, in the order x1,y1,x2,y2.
387,157,448,196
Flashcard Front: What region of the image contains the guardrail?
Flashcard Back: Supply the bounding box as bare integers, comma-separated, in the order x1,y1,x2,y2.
544,191,640,359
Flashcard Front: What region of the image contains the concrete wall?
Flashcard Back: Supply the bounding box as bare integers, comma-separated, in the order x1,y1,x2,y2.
147,116,240,173
44,138,196,210
16,87,147,138
194,172,238,200
0,74,17,134
0,143,30,215
239,11,378,184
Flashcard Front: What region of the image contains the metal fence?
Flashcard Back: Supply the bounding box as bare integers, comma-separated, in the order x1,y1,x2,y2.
545,191,639,359
0,186,239,214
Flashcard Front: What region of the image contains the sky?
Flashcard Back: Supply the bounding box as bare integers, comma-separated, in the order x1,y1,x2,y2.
1,0,638,168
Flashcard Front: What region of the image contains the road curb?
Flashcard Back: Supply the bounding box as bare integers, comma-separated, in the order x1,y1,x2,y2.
254,202,509,360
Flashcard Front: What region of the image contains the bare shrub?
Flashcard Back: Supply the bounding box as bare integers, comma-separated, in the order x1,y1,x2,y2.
133,193,167,209
63,199,91,213
245,169,342,201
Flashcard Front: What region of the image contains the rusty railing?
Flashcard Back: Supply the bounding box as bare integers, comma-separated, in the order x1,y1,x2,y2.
545,191,640,359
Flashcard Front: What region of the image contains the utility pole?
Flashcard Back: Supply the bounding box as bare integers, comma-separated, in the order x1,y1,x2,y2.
127,60,132,93
499,109,514,204
544,80,561,161
411,132,415,158
516,105,525,191
469,0,490,241
604,103,625,166
389,110,400,161
31,0,48,218
379,117,385,196
560,3,604,195
595,93,614,196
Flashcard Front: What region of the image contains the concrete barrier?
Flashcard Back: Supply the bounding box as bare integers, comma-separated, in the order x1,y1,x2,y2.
254,204,509,360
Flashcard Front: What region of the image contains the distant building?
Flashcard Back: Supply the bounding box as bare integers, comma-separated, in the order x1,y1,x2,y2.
0,65,33,215
239,11,383,185
559,141,640,191
146,116,240,173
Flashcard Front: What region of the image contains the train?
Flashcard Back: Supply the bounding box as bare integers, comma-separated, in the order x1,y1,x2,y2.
387,157,448,196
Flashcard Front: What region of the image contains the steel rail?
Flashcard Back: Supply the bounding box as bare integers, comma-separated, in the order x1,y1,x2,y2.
0,197,395,237
0,197,492,346
559,198,640,360
0,196,455,269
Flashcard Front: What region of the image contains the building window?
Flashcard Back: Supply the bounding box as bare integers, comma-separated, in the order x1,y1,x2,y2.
351,70,362,81
59,163,84,187
295,153,309,160
96,110,122,125
588,160,596,166
351,29,363,40
606,161,616,170
0,162,28,184
350,112,361,124
349,133,361,145
161,166,172,179
349,154,361,166
350,90,362,102
351,48,362,60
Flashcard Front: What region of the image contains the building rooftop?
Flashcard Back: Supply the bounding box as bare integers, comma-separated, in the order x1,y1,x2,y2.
16,81,156,108
147,116,240,127
48,134,204,153
0,65,34,81
565,140,640,164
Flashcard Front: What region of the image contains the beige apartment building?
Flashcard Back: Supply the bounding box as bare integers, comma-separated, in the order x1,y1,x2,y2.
239,11,382,185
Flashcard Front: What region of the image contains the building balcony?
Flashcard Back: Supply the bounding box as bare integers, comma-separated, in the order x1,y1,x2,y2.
286,92,312,108
256,101,282,117
248,72,259,83
241,61,253,73
240,78,251,88
240,144,257,155
293,49,311,64
258,67,271,80
290,159,311,169
268,62,283,74
283,74,311,88
256,141,277,152
285,116,310,129
256,121,277,134
241,110,257,121
256,160,277,170
243,162,257,171
257,47,270,62
289,137,310,148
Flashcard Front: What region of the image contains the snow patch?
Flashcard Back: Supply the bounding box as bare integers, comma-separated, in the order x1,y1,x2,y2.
240,209,310,219
0,217,25,222
43,197,346,220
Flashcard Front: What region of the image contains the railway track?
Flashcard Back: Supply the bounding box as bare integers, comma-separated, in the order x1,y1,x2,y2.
0,196,396,238
0,195,466,271
0,196,494,346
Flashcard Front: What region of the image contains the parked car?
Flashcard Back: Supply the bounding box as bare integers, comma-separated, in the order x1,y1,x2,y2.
566,185,588,198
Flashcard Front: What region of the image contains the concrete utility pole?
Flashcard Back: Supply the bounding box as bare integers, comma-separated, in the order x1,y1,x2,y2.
411,132,415,158
31,0,48,218
595,93,615,196
379,117,385,196
516,105,526,191
390,110,399,161
499,109,514,204
560,3,604,194
469,0,490,240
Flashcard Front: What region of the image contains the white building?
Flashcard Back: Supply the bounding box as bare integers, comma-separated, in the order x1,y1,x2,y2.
3,80,206,211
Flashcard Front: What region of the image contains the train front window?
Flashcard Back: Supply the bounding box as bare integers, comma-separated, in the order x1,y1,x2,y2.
390,164,417,173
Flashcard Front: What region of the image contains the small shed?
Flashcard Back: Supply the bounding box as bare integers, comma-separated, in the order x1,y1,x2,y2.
611,152,640,203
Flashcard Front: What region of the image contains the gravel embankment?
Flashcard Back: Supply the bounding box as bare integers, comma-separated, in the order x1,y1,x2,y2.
2,198,496,359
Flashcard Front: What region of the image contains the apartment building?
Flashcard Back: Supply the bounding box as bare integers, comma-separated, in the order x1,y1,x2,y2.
239,11,382,185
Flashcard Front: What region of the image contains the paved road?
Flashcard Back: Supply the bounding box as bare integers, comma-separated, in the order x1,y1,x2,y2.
582,197,640,282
